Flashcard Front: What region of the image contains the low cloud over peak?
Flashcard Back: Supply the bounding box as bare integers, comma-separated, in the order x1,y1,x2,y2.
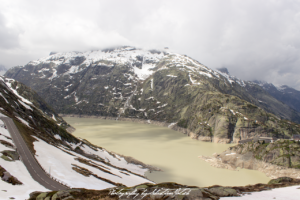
1,0,300,90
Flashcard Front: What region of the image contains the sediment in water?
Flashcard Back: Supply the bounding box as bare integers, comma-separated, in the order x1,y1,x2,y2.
59,114,230,144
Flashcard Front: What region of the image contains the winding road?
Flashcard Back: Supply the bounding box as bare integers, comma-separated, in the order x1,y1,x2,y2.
0,117,68,191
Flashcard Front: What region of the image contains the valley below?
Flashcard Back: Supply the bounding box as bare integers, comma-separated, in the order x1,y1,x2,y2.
64,116,271,187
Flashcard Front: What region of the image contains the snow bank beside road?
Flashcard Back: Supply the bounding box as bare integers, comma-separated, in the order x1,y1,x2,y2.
0,123,48,200
34,137,153,190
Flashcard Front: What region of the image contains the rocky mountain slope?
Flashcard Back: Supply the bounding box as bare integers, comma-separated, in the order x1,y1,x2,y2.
4,47,300,143
0,76,156,199
200,139,300,181
218,68,300,120
253,80,300,113
0,76,73,145
230,139,300,169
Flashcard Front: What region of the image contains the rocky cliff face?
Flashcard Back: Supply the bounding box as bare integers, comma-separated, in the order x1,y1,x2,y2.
4,46,300,143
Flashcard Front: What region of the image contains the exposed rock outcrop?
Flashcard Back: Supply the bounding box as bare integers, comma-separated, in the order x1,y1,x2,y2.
0,165,22,185
199,140,300,179
29,178,300,200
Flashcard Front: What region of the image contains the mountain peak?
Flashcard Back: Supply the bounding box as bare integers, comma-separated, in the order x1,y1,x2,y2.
216,67,230,75
49,51,58,56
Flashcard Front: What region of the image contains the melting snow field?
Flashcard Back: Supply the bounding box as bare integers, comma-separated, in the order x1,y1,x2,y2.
133,63,156,80
0,120,48,200
0,159,49,200
33,137,152,190
221,185,300,200
15,46,253,91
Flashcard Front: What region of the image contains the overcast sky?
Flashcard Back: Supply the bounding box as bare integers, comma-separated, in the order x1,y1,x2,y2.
1,0,300,89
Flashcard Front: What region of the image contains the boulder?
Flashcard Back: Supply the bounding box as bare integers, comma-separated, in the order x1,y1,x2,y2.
207,187,238,197
2,171,11,182
268,177,293,185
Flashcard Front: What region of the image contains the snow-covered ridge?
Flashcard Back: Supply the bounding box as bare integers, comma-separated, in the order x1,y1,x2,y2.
0,76,68,130
20,46,255,88
275,85,289,92
215,69,247,87
157,53,249,87
251,80,299,93
24,47,170,81
28,47,166,69
0,77,33,105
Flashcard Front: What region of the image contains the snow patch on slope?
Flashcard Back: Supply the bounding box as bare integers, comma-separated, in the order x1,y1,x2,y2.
80,144,148,176
0,124,48,200
18,100,32,111
34,138,153,189
133,64,156,80
2,78,33,105
16,116,31,128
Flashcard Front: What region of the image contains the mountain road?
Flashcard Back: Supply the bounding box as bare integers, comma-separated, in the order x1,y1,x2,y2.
0,117,68,191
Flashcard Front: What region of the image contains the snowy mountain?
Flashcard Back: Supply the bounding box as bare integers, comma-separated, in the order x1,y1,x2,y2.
4,46,300,143
253,80,300,113
0,76,156,199
2,49,300,199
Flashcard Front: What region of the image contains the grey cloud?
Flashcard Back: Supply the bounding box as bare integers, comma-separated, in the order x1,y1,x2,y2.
1,0,300,90
0,13,19,49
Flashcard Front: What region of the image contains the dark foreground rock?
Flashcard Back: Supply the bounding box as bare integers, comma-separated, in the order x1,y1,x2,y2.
0,165,22,185
29,178,300,200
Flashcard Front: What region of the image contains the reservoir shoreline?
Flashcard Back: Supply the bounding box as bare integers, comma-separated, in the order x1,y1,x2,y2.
199,153,300,180
59,114,229,144
61,114,294,183
62,116,271,187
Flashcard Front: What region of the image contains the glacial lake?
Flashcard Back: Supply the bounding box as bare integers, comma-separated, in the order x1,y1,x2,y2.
64,117,270,187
